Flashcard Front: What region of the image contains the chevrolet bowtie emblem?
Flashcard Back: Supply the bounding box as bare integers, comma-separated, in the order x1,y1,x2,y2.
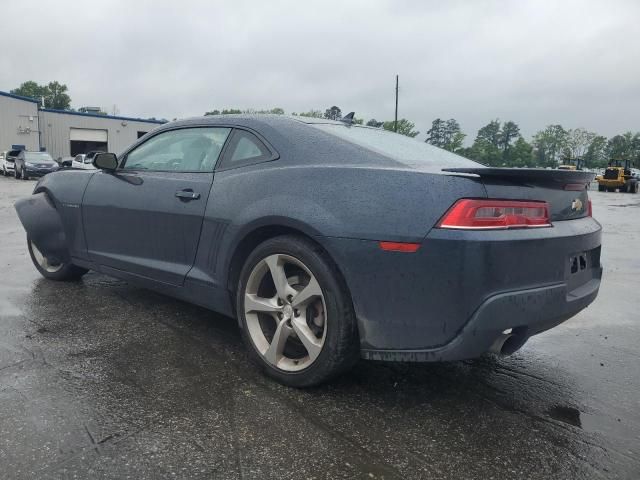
571,198,583,211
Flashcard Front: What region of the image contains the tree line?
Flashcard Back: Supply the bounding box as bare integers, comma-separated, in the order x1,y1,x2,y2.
204,104,638,168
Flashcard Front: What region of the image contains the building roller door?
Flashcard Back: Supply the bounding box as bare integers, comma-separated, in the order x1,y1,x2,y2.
70,128,108,155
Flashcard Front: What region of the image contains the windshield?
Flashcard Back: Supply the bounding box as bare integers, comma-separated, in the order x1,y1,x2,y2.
312,124,479,168
25,152,54,162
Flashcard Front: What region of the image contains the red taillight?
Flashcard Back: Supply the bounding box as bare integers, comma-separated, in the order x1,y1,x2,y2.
378,241,421,252
438,199,551,230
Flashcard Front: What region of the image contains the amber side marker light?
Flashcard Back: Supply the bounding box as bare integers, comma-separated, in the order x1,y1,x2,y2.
378,241,421,252
438,199,551,230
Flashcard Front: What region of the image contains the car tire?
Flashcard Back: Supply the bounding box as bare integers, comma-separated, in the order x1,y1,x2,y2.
27,237,88,281
236,235,359,387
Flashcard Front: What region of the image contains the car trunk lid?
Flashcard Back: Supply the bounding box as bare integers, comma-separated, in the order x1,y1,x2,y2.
443,167,595,222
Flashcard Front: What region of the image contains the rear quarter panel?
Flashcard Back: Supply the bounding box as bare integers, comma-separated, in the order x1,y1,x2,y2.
204,164,486,288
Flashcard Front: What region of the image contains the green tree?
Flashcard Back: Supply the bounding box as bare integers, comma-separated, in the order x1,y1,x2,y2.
298,110,323,118
324,106,342,121
476,120,501,148
583,135,608,168
204,109,221,115
465,120,502,166
505,136,533,167
607,132,640,163
366,119,383,128
11,80,48,102
499,121,520,151
532,125,568,167
563,128,596,162
426,118,466,152
425,118,447,147
382,119,419,137
11,80,71,109
45,81,71,109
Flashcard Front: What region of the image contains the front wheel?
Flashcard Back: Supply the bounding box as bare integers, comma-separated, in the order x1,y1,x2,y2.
236,235,359,387
27,238,88,281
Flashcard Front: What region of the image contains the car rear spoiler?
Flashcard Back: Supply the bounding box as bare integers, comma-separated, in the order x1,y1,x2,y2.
442,167,595,184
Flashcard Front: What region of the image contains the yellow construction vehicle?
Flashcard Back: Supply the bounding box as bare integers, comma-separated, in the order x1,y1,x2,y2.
596,160,639,193
558,157,584,171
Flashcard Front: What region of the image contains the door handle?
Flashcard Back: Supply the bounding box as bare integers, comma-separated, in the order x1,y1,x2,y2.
175,189,201,200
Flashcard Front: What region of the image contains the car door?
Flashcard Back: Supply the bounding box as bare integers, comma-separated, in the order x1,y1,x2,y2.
82,126,231,286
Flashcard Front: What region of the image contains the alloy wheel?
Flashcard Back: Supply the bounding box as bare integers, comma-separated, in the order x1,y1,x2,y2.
243,253,327,372
30,240,64,273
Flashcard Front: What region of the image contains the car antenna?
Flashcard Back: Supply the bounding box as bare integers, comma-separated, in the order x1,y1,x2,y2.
340,112,356,125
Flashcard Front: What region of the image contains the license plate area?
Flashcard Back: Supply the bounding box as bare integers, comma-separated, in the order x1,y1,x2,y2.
566,246,600,290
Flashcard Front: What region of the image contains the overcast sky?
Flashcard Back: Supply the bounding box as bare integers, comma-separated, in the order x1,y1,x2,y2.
2,0,638,141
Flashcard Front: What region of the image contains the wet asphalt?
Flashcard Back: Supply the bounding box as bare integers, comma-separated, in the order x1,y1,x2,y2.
0,175,638,480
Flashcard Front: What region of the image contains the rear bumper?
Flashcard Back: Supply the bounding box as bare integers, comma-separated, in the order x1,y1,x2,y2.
360,274,601,362
321,216,602,361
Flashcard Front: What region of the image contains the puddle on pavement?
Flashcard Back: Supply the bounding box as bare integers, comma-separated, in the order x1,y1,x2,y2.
546,405,582,428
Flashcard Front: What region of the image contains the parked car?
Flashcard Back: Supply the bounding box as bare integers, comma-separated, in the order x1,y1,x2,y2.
14,151,59,180
14,115,602,387
72,153,99,170
1,149,21,176
57,156,75,168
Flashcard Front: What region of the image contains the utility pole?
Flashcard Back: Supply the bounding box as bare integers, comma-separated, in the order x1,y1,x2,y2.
394,75,399,133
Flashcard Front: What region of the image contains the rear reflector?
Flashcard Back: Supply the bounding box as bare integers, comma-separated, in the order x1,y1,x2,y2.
438,199,551,230
378,241,421,252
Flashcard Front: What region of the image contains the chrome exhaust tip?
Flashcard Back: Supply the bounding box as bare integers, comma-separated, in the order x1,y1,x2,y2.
490,328,528,356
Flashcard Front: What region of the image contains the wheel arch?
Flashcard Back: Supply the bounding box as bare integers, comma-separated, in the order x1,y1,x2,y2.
225,220,356,331
14,191,71,263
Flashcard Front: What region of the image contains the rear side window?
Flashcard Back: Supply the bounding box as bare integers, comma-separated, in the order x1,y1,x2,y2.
312,124,479,168
218,130,274,169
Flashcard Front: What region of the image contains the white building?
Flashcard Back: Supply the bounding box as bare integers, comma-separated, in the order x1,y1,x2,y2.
0,90,165,159
0,91,40,152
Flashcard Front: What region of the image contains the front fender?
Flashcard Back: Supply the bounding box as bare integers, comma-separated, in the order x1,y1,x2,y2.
14,193,70,263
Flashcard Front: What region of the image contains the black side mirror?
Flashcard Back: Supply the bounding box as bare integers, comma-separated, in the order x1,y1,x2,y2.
94,153,118,171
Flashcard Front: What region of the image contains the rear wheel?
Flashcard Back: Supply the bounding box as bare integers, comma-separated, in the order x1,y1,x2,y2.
237,235,359,387
27,238,88,281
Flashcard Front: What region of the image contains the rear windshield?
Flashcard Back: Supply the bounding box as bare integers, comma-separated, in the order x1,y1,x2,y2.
312,124,479,168
25,152,54,161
